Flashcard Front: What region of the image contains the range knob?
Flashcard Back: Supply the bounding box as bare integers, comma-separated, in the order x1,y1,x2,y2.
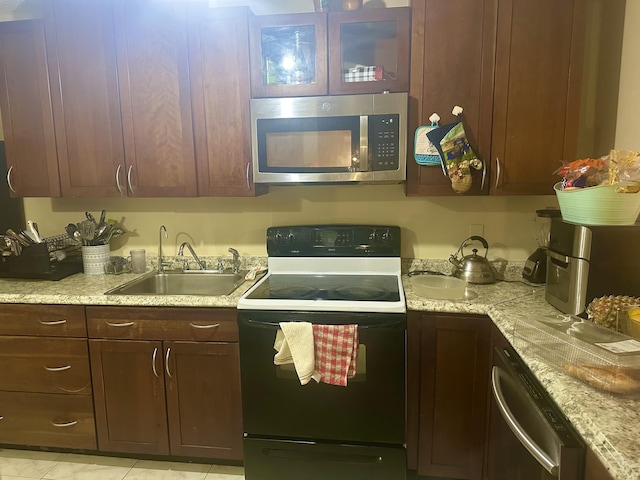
369,229,379,243
381,229,391,243
286,231,296,244
273,231,284,244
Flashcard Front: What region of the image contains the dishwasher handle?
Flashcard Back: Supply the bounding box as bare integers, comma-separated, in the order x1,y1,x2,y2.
491,366,559,476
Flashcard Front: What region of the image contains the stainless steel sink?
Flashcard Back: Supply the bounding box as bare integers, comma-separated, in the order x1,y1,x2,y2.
105,270,248,296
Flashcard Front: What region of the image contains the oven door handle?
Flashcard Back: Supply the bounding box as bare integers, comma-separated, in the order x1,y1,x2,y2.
240,318,405,330
491,366,558,476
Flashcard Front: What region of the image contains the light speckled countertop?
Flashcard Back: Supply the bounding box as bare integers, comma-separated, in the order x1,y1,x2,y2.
0,266,637,479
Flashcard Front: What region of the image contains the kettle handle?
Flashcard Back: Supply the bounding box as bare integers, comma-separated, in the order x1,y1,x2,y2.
461,236,489,257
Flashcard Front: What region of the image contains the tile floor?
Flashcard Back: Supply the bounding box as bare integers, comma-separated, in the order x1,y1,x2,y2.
0,448,245,480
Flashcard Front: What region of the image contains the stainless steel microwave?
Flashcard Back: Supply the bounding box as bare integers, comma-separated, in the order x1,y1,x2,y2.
250,93,407,184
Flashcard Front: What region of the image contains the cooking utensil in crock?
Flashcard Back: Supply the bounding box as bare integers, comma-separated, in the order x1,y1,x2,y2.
449,235,497,284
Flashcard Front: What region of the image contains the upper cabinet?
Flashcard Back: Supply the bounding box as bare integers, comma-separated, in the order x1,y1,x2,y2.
407,0,625,196
188,6,266,197
249,7,410,98
112,1,198,197
0,0,263,198
44,0,126,197
0,20,60,197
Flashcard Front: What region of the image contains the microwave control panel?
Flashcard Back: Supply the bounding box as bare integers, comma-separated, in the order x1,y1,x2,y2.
369,114,400,171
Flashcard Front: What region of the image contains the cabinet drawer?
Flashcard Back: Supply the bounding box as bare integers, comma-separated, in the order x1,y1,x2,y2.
0,305,86,337
86,306,239,341
0,337,91,395
0,391,96,450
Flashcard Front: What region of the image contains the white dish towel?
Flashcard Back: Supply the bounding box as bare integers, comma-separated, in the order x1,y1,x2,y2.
274,322,319,385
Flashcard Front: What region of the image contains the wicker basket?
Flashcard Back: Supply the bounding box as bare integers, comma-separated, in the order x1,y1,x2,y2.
554,182,640,225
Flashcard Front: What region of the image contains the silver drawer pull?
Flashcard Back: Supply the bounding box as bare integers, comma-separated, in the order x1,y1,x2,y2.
58,384,89,394
51,420,78,428
106,321,135,327
39,319,67,326
189,323,220,329
44,365,71,372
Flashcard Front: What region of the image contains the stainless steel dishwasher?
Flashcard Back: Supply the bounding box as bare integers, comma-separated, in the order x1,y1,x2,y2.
486,346,585,480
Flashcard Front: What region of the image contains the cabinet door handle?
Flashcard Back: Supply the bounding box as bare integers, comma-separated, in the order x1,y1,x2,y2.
495,157,502,187
152,347,159,378
0,416,3,420
39,319,67,326
165,347,173,378
127,165,135,194
51,420,78,428
246,163,251,191
6,165,16,193
481,159,487,191
189,322,220,329
44,365,71,372
115,164,124,195
105,321,135,327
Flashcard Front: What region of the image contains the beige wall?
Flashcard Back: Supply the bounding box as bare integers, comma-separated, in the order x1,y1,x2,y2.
10,0,638,261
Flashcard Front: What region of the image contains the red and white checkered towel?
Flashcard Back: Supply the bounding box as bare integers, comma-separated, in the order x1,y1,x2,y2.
312,324,359,387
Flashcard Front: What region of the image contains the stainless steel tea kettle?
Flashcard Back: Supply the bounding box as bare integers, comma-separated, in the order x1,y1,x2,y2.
449,236,497,284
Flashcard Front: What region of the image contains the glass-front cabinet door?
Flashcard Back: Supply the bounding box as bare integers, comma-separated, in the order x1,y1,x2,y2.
328,8,410,95
250,13,328,98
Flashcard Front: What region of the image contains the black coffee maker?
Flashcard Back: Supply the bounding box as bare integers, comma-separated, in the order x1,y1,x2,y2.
522,208,561,283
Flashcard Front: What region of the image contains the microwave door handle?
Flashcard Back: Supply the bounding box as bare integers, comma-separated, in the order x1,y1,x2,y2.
359,115,368,171
491,366,559,476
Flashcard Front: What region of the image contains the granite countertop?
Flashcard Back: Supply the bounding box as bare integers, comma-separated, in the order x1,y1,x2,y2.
0,268,637,479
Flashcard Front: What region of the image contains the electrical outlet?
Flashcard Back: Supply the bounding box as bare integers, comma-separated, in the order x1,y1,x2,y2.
469,224,484,237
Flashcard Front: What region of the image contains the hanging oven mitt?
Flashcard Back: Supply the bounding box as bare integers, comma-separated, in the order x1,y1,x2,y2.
414,113,443,168
425,120,458,176
438,106,483,193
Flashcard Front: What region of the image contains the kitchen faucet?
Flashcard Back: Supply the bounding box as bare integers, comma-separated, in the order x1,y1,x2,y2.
228,247,240,274
177,242,207,270
157,225,170,273
217,247,240,274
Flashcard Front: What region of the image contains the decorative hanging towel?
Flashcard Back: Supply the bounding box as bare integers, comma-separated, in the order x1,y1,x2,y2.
414,113,443,167
427,106,483,194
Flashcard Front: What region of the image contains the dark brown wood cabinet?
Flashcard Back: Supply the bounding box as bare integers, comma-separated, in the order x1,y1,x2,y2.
45,0,125,198
113,1,198,197
407,311,491,480
189,6,266,197
0,304,96,450
249,8,410,98
407,0,625,197
0,1,265,198
0,20,61,197
87,306,243,460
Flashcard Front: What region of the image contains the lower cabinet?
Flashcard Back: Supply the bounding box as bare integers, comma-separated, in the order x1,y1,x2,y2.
87,306,243,460
0,304,96,450
407,311,491,480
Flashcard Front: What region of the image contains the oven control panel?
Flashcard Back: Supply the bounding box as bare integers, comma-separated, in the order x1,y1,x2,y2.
267,225,401,257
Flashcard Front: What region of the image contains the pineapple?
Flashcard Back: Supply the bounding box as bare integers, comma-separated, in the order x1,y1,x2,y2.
586,295,640,332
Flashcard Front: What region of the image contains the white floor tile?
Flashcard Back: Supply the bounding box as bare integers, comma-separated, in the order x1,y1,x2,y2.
205,463,245,479
123,459,211,480
1,476,42,480
0,449,66,477
42,453,136,480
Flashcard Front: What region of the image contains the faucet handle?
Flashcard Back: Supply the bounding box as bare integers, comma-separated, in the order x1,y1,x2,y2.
216,258,225,272
228,247,240,274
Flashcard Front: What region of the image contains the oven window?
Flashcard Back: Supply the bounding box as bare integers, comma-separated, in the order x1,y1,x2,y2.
256,116,361,172
266,131,352,168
